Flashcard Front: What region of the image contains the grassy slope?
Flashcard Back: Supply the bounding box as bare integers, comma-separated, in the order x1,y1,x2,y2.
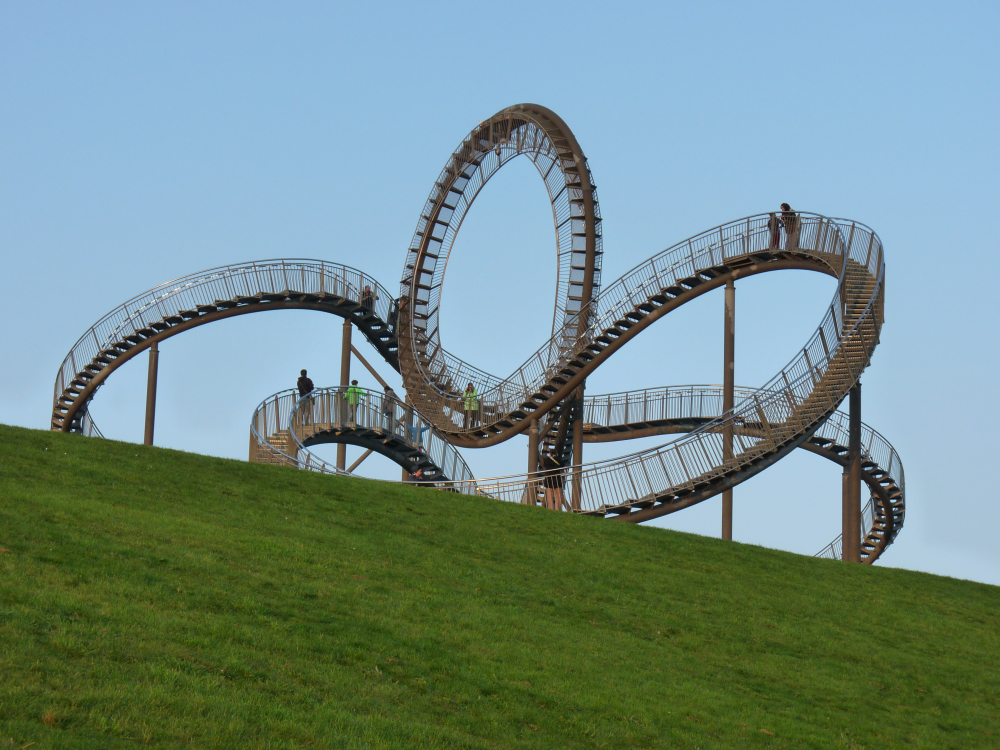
0,424,997,749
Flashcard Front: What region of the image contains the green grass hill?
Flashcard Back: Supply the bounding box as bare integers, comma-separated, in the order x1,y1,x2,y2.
1,424,998,749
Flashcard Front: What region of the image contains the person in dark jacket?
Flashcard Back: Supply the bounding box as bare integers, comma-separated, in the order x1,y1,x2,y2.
297,369,314,425
383,385,399,433
779,203,799,249
387,295,407,333
361,285,378,311
540,454,565,510
767,212,781,249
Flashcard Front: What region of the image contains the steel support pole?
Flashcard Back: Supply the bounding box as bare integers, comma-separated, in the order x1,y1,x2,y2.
844,382,862,562
526,418,539,505
143,342,159,446
402,397,412,481
841,470,850,559
337,318,352,471
571,386,584,510
721,280,735,540
528,418,539,474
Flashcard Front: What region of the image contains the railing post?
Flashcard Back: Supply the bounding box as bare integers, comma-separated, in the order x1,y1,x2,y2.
337,318,352,471
722,280,735,540
143,342,159,446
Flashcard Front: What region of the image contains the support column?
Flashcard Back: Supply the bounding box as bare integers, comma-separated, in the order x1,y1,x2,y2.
843,382,862,562
402,397,413,481
527,418,539,474
571,386,584,511
526,418,539,505
144,342,159,446
337,318,352,471
721,280,735,540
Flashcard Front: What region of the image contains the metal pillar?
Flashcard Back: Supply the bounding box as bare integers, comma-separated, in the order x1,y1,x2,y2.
402,397,413,481
721,280,735,539
528,418,539,474
143,342,159,446
526,418,539,505
571,386,584,510
337,318,352,471
843,383,862,562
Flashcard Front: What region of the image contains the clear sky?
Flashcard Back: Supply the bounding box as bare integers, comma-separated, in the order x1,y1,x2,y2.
2,2,998,584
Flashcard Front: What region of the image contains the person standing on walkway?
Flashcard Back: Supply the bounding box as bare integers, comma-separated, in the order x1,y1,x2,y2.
540,454,566,510
297,369,314,426
463,382,479,429
361,285,377,312
343,379,364,424
383,385,399,433
780,203,799,249
767,212,781,249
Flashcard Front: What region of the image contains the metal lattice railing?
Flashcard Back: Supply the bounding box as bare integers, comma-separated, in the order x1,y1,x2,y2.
397,217,884,516
402,213,880,438
53,260,396,430
250,387,477,487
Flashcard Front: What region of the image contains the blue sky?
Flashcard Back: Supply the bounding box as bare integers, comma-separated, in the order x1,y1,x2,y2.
2,2,998,584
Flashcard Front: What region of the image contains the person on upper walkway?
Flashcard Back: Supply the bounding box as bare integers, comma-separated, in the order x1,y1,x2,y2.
463,382,479,429
297,369,315,426
779,203,800,249
297,369,314,398
343,379,364,424
361,285,378,311
767,212,781,249
388,295,408,332
383,384,399,432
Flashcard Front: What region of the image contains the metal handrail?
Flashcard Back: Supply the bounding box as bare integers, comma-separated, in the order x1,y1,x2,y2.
53,259,396,428
403,213,879,438
249,387,478,489
400,219,884,517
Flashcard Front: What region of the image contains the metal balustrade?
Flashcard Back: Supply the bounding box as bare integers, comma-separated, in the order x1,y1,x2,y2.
250,387,476,488
397,222,884,521
52,260,397,433
397,212,880,444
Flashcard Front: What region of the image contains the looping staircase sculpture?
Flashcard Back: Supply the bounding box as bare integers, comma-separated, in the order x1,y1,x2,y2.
51,103,904,564
250,387,475,487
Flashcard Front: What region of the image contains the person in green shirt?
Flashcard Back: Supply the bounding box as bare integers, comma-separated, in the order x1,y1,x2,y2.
463,382,479,429
343,379,364,424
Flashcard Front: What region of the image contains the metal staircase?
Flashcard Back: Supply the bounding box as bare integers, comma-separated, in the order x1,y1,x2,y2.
250,388,475,487
51,104,903,564
51,261,399,434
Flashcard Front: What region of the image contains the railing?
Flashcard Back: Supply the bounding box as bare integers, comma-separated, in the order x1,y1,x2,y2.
406,213,880,437
274,379,903,557
582,385,906,544
54,260,396,421
250,387,477,489
814,498,876,560
400,106,603,404
401,220,884,517
79,409,103,438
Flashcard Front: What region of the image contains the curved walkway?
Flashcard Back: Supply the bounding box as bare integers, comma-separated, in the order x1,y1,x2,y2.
51,261,398,434
250,387,475,486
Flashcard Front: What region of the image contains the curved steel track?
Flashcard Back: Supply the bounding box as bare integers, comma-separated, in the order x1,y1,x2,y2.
51,104,903,563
